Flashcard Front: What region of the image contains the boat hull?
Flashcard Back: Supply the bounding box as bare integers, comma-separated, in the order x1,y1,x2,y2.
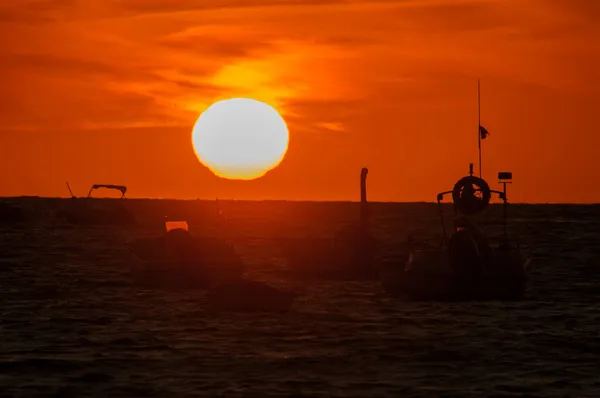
60,208,136,226
381,249,530,301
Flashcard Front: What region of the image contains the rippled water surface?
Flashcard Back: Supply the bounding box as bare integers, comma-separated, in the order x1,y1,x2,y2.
1,199,600,397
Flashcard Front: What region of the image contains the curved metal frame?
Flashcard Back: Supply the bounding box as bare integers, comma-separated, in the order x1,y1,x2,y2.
86,184,127,199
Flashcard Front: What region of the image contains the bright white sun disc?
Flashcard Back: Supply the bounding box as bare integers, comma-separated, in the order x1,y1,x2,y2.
191,98,289,180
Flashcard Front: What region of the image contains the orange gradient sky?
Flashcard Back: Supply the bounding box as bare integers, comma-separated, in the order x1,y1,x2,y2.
1,0,598,202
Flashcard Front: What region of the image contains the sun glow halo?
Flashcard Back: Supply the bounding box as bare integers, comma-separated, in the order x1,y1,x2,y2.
191,98,289,180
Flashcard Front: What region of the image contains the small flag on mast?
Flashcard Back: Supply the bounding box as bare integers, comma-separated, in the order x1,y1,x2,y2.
479,125,489,140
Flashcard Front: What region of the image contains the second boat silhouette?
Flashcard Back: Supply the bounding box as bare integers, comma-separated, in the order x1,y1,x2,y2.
275,167,380,281
128,219,244,289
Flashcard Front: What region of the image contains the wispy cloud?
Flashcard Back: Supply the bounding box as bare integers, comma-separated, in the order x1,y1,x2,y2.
0,0,598,200
2,0,598,131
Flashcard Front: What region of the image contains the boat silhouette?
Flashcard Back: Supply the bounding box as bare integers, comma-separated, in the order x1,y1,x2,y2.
380,165,532,301
58,183,136,225
128,218,244,289
275,167,380,280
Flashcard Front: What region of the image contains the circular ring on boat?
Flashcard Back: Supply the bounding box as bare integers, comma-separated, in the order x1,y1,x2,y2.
452,176,491,215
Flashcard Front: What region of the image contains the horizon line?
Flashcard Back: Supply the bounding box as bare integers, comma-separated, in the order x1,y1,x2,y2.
2,195,599,206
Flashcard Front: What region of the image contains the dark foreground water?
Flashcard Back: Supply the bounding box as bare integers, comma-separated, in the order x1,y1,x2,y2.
1,199,600,397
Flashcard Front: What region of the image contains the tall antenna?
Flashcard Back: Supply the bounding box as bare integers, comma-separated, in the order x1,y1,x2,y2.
477,78,482,178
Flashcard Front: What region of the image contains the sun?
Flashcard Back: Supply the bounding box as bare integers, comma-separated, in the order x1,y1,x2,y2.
191,98,289,180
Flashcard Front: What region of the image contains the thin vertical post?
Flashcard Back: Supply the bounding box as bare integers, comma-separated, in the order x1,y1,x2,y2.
360,167,368,230
478,79,482,178
437,196,448,246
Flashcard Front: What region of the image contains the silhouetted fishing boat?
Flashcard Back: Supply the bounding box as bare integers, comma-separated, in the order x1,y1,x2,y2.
276,167,379,281
128,219,244,289
380,165,532,301
208,280,298,313
58,183,136,225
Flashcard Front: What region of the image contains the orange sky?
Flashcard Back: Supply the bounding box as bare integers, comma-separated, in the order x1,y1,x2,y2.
1,0,599,202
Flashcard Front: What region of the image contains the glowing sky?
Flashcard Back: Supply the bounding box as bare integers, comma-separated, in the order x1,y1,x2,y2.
1,0,598,202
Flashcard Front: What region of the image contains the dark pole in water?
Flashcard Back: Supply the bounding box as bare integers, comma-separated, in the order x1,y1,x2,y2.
478,79,482,178
360,167,369,230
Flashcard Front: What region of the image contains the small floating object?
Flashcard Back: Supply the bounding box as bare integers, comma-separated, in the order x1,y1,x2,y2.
208,279,297,313
277,167,380,281
380,166,532,301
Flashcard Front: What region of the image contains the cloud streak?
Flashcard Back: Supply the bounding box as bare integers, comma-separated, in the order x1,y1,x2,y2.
0,0,598,201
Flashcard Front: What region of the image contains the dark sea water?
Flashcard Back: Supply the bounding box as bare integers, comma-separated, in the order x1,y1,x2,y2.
1,198,600,397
